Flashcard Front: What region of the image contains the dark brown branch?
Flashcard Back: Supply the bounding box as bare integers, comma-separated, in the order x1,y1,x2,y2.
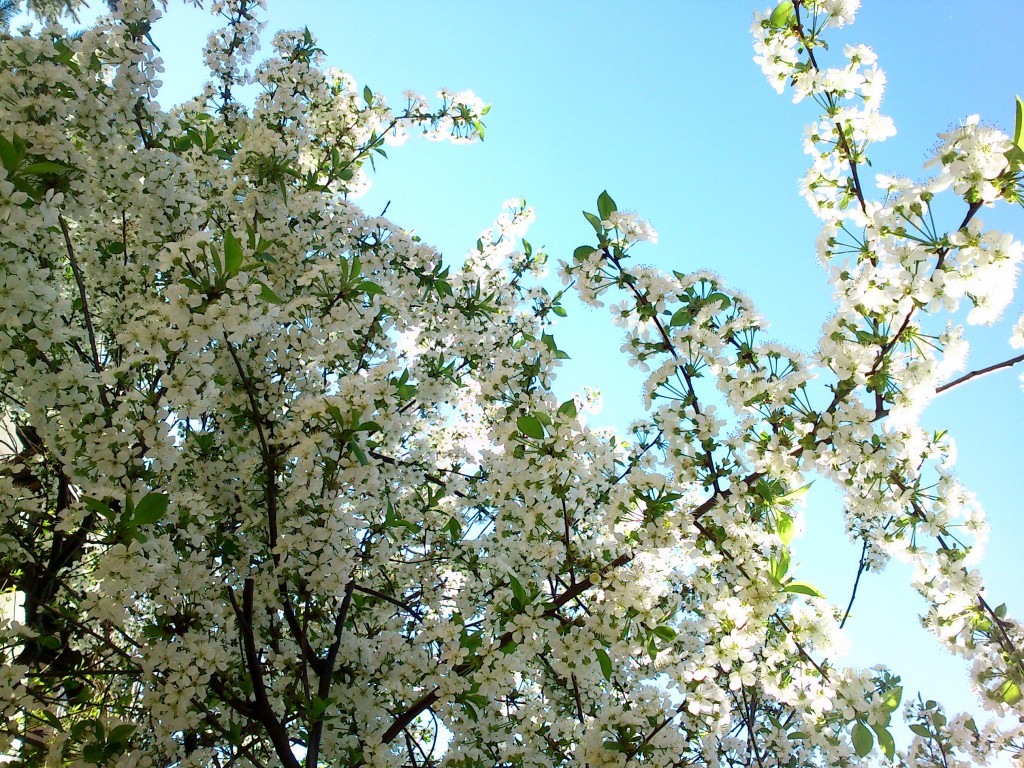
306,578,357,767
227,579,301,768
840,539,870,629
352,583,421,619
58,215,103,376
936,353,1024,394
222,334,320,678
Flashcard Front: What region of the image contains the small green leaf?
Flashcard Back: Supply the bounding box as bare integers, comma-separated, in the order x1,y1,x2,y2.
223,231,243,276
882,686,903,712
909,724,932,738
82,743,105,763
83,497,114,519
851,721,873,757
108,723,136,745
309,695,333,721
573,245,596,261
0,136,19,170
36,710,63,732
595,648,613,681
583,210,604,234
669,308,692,327
363,85,373,105
871,723,896,761
443,516,462,542
21,161,77,176
597,190,617,221
132,492,168,525
770,550,790,581
776,512,795,546
998,679,1023,705
509,576,528,607
769,1,795,29
705,291,731,310
257,282,286,305
779,482,812,502
516,415,545,440
350,442,368,466
557,399,578,418
652,625,676,642
499,641,517,654
783,580,825,599
1014,95,1023,149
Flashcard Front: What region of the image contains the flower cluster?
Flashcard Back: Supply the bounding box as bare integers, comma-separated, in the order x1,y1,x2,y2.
0,1,1020,768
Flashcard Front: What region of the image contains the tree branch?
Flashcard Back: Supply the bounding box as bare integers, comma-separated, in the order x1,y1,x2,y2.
936,353,1024,394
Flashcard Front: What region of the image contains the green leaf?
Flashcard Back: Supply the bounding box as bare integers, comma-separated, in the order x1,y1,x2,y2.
652,625,676,642
108,723,136,745
871,723,896,761
706,291,731,310
499,641,517,654
21,160,77,176
223,231,243,276
509,576,528,607
443,516,462,542
769,1,795,29
776,511,795,546
597,190,617,221
0,136,20,170
36,710,63,732
573,245,596,261
909,724,932,738
851,721,873,757
82,743,105,763
516,415,545,440
583,210,604,234
363,85,373,105
882,685,903,712
595,648,613,681
132,492,168,525
770,550,790,581
257,282,286,304
783,581,825,599
998,679,1023,705
669,308,692,327
1014,95,1023,149
309,695,333,721
83,497,114,520
557,399,578,418
779,482,812,502
350,442,368,466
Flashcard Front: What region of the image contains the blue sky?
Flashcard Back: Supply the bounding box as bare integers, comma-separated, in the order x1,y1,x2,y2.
60,0,1024,739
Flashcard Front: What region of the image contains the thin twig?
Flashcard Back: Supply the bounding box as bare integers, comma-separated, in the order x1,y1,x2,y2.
58,215,104,379
936,353,1024,394
840,539,869,629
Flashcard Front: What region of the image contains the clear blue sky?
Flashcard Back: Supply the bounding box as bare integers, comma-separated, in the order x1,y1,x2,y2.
69,0,1024,737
